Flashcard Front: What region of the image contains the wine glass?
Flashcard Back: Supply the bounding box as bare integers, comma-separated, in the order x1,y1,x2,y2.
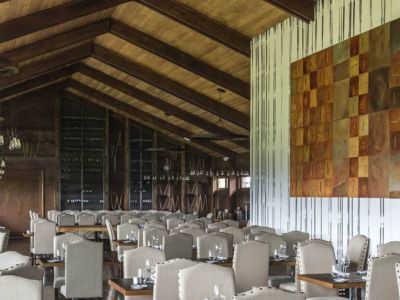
292,244,298,256
342,255,350,275
208,249,215,261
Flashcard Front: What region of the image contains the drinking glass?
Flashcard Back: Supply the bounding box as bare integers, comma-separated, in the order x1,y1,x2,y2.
208,249,215,261
342,255,350,275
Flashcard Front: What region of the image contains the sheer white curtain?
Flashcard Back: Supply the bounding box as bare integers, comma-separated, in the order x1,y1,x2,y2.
251,0,400,257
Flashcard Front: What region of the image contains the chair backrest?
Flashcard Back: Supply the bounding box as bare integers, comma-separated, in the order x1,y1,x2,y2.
117,223,139,240
212,232,234,256
143,214,160,222
120,214,135,224
0,229,10,253
102,214,119,225
197,233,230,259
220,227,245,245
297,239,338,298
365,253,400,300
197,217,212,226
143,228,168,248
154,258,198,300
233,241,269,293
208,222,228,230
0,275,42,300
179,263,235,300
57,213,75,226
77,213,95,226
396,263,400,299
180,227,205,247
33,221,56,255
234,287,306,300
250,226,276,234
0,251,31,276
255,232,285,254
163,233,193,260
166,217,184,230
53,233,84,279
281,231,309,257
63,240,103,298
184,214,197,222
106,219,116,251
144,221,166,230
129,217,146,226
221,219,240,228
346,234,369,272
124,246,166,278
378,241,400,256
184,221,202,229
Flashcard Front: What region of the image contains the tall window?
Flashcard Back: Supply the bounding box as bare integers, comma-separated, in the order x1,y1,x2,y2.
217,177,228,189
240,176,251,189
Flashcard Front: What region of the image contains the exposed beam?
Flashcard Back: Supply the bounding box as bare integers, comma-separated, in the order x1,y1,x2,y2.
92,45,250,130
264,0,315,22
0,64,79,100
134,0,250,56
68,80,236,158
0,0,129,43
110,19,249,99
0,44,91,89
0,79,70,103
3,19,110,63
79,64,249,149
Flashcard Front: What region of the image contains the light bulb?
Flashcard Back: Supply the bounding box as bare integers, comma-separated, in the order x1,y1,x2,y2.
0,169,4,175
8,139,15,150
0,159,5,168
0,135,4,146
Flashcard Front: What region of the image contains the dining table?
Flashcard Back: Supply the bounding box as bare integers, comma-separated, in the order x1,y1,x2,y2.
108,278,154,296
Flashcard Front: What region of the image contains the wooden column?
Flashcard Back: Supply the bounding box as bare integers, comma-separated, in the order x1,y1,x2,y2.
124,117,130,210
54,93,61,210
152,131,158,210
103,110,110,210
180,144,186,213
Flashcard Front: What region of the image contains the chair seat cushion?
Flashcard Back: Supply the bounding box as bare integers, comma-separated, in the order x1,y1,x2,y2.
279,281,297,292
268,275,292,287
53,276,65,288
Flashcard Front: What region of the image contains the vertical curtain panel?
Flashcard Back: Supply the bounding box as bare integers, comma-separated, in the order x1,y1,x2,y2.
251,0,400,256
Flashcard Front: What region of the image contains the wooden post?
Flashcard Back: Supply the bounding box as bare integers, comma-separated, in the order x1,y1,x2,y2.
180,144,186,213
124,117,130,210
103,110,110,210
152,131,158,210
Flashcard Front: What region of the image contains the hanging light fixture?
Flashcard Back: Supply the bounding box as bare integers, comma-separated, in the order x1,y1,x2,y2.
0,55,19,77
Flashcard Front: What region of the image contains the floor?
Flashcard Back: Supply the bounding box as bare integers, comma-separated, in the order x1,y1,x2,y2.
8,238,121,300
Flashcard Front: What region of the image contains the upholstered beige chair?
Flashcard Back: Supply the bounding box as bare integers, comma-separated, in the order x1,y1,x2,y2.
143,213,160,222
60,240,103,299
197,233,230,259
0,251,31,276
234,286,306,300
208,222,229,230
297,240,343,299
53,233,83,292
233,241,269,293
212,232,234,257
57,213,75,226
154,258,197,300
395,263,400,298
120,213,135,224
117,223,139,240
197,217,212,227
31,220,56,259
77,213,95,226
101,213,119,225
0,275,42,300
166,217,184,230
143,228,168,247
254,232,285,253
282,231,310,257
106,219,117,253
378,241,400,256
365,253,400,300
170,226,187,234
220,227,245,244
250,226,276,234
144,221,166,230
180,227,205,248
346,234,369,272
183,221,202,229
129,217,146,227
222,219,240,228
184,214,197,222
0,229,10,253
163,233,193,260
179,263,235,300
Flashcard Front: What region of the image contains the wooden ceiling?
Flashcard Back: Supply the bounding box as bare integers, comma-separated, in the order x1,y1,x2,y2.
0,0,314,157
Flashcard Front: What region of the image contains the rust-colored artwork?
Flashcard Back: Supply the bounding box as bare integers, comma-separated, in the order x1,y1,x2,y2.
290,20,400,198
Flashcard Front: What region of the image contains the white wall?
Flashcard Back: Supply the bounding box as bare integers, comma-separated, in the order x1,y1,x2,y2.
250,0,400,257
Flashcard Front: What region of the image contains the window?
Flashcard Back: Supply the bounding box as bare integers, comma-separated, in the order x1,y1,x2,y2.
240,176,251,188
217,177,228,189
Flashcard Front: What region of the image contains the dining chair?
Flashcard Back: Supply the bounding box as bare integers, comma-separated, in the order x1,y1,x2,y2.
179,263,236,300
180,227,206,248
144,221,166,230
197,217,213,226
31,220,56,263
377,241,400,256
56,213,75,226
212,232,234,256
0,228,10,253
183,221,202,229
346,234,369,272
254,232,285,253
163,233,193,260
166,217,184,230
0,275,42,300
220,227,245,244
395,263,400,298
282,231,310,257
102,213,119,226
221,219,240,228
120,213,135,224
234,286,306,299
250,226,276,234
143,213,160,222
60,240,103,299
364,253,400,300
129,217,147,227
77,213,95,225
143,228,168,248
170,226,187,234
184,214,197,222
117,223,139,240
208,222,229,230
154,258,198,300
297,239,343,299
197,233,230,259
233,241,269,293
0,251,31,276
106,219,117,255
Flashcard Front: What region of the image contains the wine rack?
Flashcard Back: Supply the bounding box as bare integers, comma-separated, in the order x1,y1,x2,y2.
60,98,105,211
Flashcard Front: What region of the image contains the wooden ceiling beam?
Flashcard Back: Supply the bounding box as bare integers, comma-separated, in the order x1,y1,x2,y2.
92,45,250,130
68,80,236,158
79,64,248,150
263,0,315,22
0,44,91,89
110,19,249,99
0,64,79,100
0,0,128,43
3,19,110,63
134,0,250,56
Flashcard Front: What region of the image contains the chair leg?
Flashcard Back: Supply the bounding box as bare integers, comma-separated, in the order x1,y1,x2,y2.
54,288,59,300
